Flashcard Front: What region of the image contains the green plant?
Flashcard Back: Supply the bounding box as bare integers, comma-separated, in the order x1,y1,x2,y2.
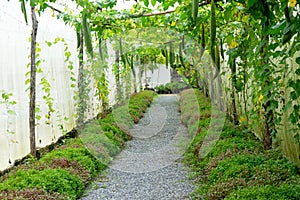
0,90,17,135
155,81,189,94
45,37,76,132
47,158,92,184
208,154,266,184
101,123,129,144
80,132,115,163
39,146,106,176
0,188,66,200
225,184,300,200
0,168,84,200
180,89,300,199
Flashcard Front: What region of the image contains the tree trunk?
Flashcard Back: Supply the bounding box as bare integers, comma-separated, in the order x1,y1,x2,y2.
30,6,38,157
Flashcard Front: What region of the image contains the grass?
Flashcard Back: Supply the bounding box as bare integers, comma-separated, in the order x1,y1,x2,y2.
180,89,300,200
0,90,156,200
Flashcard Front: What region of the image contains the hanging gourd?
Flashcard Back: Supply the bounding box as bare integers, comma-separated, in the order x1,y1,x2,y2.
170,43,175,68
82,12,93,58
210,0,216,64
179,40,185,67
192,0,199,25
200,23,205,58
161,48,169,69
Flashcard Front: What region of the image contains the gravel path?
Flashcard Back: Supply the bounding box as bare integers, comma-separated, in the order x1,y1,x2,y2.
81,94,195,200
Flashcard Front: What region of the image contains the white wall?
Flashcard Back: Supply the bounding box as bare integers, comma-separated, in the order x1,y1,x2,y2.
0,0,79,171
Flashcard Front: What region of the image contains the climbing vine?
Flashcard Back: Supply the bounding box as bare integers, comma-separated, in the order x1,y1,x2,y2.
11,0,300,165
0,91,17,135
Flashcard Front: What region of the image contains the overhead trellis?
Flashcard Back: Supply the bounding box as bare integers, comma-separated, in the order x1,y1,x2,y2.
13,0,300,167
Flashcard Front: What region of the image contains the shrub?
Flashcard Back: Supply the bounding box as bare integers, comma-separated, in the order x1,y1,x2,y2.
155,84,172,94
155,81,189,94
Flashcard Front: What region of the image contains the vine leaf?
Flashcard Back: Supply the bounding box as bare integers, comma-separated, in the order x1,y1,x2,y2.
7,110,17,115
144,0,149,7
151,0,156,7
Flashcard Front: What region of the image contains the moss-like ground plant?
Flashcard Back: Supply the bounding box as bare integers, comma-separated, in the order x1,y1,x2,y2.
180,89,300,200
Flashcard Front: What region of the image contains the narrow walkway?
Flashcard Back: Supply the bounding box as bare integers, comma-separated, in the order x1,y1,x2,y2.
82,95,194,200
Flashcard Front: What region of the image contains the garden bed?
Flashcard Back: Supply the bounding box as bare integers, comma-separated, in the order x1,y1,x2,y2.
180,89,300,200
0,90,156,200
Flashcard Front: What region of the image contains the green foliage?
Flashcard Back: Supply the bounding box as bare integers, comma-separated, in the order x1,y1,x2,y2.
180,89,211,127
101,129,124,148
155,81,189,94
12,0,300,197
79,90,156,166
128,90,156,123
208,154,266,184
95,72,109,113
0,188,66,200
0,168,83,200
0,90,17,117
18,0,300,166
40,146,106,176
80,120,121,158
0,89,156,199
105,107,134,128
180,89,300,199
99,90,155,128
226,184,300,200
47,158,92,184
81,130,118,160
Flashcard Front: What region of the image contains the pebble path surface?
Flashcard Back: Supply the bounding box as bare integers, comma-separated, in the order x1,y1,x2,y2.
81,94,195,200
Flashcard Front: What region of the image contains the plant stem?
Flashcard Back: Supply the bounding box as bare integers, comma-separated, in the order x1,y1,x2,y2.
30,6,38,157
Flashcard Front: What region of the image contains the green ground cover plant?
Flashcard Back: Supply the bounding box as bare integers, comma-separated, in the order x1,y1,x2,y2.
155,81,189,94
180,89,300,200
